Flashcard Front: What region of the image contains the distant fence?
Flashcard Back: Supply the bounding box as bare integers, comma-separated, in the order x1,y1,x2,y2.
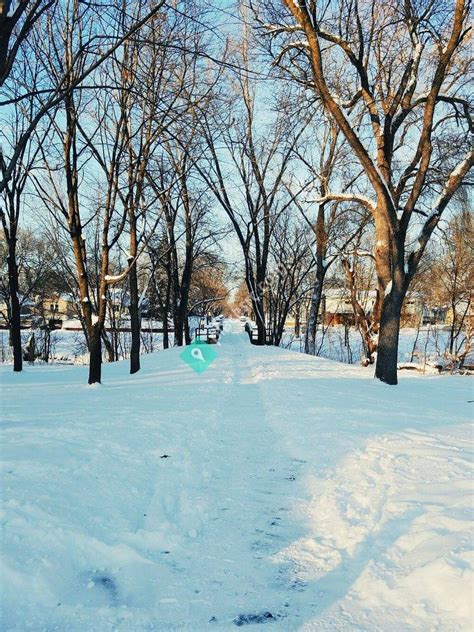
194,326,220,344
245,323,276,345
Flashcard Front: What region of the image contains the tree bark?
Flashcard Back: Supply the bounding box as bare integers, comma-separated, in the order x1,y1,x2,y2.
247,276,266,345
375,289,405,385
449,300,456,354
247,266,267,346
254,305,266,345
173,267,192,347
128,261,140,374
294,305,300,338
304,275,324,355
161,296,170,349
305,200,329,356
184,316,191,345
88,325,102,385
101,329,114,363
174,312,184,346
7,237,22,372
372,220,407,383
174,307,191,346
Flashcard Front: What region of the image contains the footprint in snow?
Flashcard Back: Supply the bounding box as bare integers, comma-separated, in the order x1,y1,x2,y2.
85,572,118,604
233,611,279,626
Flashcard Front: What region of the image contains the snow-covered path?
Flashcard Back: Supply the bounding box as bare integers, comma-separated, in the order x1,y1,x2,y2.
1,323,473,631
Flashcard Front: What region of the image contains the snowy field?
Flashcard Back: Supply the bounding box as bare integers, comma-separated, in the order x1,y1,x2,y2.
1,321,473,630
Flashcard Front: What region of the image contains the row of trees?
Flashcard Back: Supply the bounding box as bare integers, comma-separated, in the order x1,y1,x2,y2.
232,203,472,363
6,195,470,368
1,0,229,382
255,0,473,383
1,0,472,385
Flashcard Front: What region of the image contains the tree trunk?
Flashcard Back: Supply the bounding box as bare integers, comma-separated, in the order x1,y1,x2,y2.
162,318,169,348
304,276,324,355
375,290,404,385
255,309,266,345
88,325,102,385
449,300,456,354
248,276,266,345
342,258,379,365
184,316,191,345
294,306,300,338
305,201,327,355
101,329,114,363
174,282,191,347
176,269,192,347
7,238,22,372
274,318,285,346
373,218,404,384
41,326,51,362
174,313,184,346
129,262,141,374
163,262,172,349
162,304,169,349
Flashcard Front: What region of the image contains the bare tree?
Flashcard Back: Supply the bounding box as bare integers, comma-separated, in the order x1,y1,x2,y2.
0,0,56,86
257,0,473,383
290,119,370,355
152,138,220,346
0,83,49,370
0,0,165,196
0,228,57,359
113,3,201,372
195,42,310,345
341,246,378,365
423,206,474,365
265,213,314,345
0,0,167,375
33,1,144,383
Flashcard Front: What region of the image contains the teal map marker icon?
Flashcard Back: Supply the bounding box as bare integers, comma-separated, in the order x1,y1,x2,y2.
180,341,217,374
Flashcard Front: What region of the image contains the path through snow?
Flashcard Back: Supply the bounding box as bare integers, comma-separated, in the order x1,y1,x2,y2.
1,322,473,630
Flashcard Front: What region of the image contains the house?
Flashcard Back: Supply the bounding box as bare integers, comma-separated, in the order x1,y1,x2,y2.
40,293,78,321
318,288,424,328
322,289,378,326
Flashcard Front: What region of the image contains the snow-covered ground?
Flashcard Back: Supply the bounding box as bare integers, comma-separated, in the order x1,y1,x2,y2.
1,320,473,630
